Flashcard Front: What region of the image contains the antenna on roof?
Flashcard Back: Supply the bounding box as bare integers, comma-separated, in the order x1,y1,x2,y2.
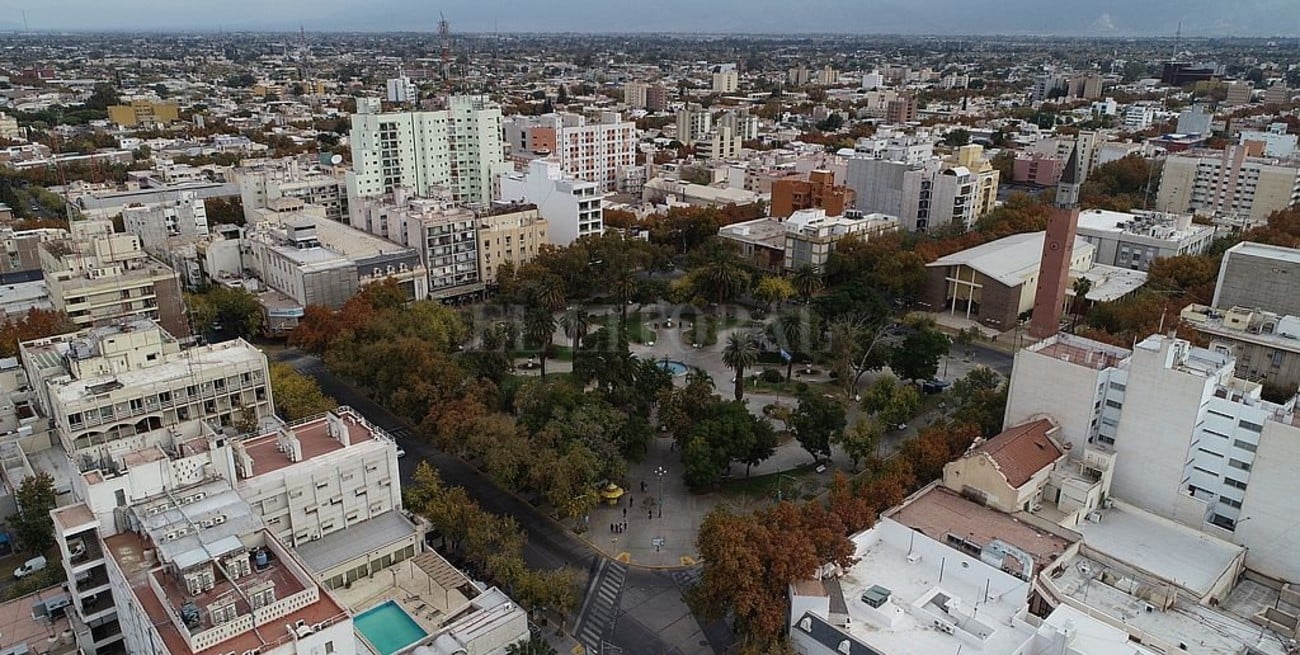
439,12,452,96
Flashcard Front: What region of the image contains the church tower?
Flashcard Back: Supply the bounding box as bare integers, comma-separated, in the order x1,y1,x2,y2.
1028,146,1083,339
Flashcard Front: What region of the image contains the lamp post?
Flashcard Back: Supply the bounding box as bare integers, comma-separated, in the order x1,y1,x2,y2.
654,466,667,518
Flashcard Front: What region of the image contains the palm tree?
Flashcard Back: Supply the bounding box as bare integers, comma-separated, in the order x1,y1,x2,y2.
506,637,556,655
772,310,813,381
792,265,824,303
560,306,592,354
721,332,760,401
611,268,638,324
524,309,557,378
1070,277,1093,328
530,274,567,312
697,247,749,306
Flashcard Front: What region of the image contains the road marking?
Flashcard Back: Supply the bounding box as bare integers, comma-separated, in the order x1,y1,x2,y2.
571,645,585,655
615,552,630,563
679,556,696,566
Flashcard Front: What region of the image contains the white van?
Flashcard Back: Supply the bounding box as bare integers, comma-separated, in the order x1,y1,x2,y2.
14,555,47,579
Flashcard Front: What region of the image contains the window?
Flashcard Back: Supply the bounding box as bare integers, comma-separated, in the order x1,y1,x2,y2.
1219,496,1242,509
325,643,334,655
1233,439,1258,453
1225,478,1248,490
1238,420,1263,433
1228,459,1252,472
1104,399,1123,409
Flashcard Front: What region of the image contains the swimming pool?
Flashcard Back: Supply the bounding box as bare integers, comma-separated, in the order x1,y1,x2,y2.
355,601,428,655
656,359,689,376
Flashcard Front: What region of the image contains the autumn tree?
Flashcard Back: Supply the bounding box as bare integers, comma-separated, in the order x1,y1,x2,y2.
269,363,336,421
0,308,76,358
753,276,794,311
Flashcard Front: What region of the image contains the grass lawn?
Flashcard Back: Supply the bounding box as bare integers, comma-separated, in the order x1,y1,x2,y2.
716,463,823,502
622,314,658,344
747,374,840,397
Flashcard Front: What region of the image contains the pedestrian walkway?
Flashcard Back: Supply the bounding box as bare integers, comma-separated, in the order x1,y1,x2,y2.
574,559,629,654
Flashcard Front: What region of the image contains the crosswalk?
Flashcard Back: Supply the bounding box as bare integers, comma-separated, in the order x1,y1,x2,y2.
575,559,628,655
384,425,415,441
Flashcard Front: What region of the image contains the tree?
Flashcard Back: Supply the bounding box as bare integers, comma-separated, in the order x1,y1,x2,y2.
10,473,56,553
722,332,759,401
943,128,970,147
0,309,76,358
204,196,245,226
191,286,264,338
790,392,845,462
523,309,556,378
507,637,556,655
270,363,336,421
560,306,591,354
889,327,950,381
791,265,823,302
1070,277,1093,325
827,317,891,396
694,245,750,305
753,276,794,311
837,419,883,470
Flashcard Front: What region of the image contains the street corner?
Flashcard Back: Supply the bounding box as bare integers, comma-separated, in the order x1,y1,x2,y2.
615,551,631,563
679,555,696,566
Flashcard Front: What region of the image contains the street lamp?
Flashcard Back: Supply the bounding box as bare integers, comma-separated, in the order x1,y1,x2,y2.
654,466,667,518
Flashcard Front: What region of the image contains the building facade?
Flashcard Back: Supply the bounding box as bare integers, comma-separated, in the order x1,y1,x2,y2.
1075,209,1215,271
1212,241,1300,317
498,159,603,246
477,206,548,286
1156,144,1300,227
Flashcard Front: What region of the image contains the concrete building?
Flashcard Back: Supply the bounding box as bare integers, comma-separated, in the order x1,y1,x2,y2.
120,192,210,252
232,157,350,224
1183,303,1300,391
1176,104,1214,135
476,206,547,287
1075,208,1214,271
39,221,188,338
884,96,916,124
1265,83,1291,105
1155,144,1300,227
711,65,738,93
1213,241,1300,317
846,144,998,232
498,159,602,246
19,319,274,454
1238,122,1297,159
347,96,511,207
0,225,66,283
1121,104,1156,131
645,85,671,112
641,177,761,209
1028,131,1105,181
502,112,637,193
385,75,417,104
350,189,481,299
0,112,20,140
787,67,811,87
623,82,648,109
719,210,898,273
675,105,712,147
1005,331,1300,582
1225,82,1254,105
1011,152,1064,186
107,100,179,128
771,170,855,218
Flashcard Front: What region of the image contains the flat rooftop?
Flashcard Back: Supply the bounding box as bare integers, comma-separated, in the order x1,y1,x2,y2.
1027,333,1132,371
0,587,75,655
1073,264,1148,303
51,340,265,405
1076,501,1242,597
838,519,1036,655
1229,241,1300,265
240,410,386,478
890,486,1073,574
295,511,417,573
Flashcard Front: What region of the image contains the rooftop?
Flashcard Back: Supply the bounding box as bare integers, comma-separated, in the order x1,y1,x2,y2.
926,231,1095,287
0,587,75,655
238,409,390,478
47,339,265,406
969,418,1063,488
1226,240,1300,265
295,511,417,574
890,486,1073,575
1071,264,1149,303
1026,333,1132,372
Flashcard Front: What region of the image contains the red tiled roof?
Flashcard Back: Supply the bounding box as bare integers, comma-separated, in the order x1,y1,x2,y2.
973,418,1062,488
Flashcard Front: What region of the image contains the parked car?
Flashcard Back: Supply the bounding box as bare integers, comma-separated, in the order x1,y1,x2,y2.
14,555,47,579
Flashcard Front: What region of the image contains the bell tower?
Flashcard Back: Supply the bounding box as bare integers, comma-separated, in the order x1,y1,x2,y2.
1028,146,1083,340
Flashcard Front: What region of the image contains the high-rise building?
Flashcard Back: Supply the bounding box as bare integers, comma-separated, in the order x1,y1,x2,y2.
498,159,603,246
1225,82,1254,105
38,221,189,338
645,84,671,112
771,170,855,218
1265,83,1291,105
711,65,738,93
501,112,637,193
1155,144,1300,227
623,82,648,109
1029,147,1083,340
347,96,511,207
351,188,483,300
107,99,180,127
1212,241,1300,317
787,66,811,87
233,157,351,224
675,105,712,146
476,206,548,286
386,75,418,103
120,191,210,252
884,96,917,124
846,144,998,232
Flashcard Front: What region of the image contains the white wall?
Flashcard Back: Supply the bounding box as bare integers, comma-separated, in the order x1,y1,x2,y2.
1235,419,1300,582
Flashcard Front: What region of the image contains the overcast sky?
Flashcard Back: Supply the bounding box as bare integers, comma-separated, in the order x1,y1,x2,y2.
6,0,1299,36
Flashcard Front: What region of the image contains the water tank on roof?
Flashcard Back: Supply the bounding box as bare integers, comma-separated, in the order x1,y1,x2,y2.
254,549,270,570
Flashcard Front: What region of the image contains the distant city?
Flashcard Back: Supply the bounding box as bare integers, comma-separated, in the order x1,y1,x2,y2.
0,23,1296,655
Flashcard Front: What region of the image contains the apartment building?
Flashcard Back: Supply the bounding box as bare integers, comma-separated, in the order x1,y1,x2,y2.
719,209,898,272
477,206,547,286
120,192,210,252
771,170,855,218
232,157,350,224
1028,131,1105,180
502,112,637,193
623,82,649,109
1005,332,1300,582
1121,103,1156,131
645,84,671,112
106,99,179,128
347,96,511,207
386,75,417,103
674,105,712,146
39,221,188,338
884,96,917,124
0,112,19,140
498,159,603,246
846,144,998,232
352,189,482,299
711,65,738,93
19,319,274,454
1074,208,1215,271
1011,152,1064,186
1238,122,1297,159
1156,144,1300,227
0,224,66,283
1183,304,1300,391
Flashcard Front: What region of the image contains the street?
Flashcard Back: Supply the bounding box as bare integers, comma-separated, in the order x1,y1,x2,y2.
274,350,732,655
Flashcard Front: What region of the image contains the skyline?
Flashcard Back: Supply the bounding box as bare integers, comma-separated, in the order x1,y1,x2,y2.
6,0,1300,37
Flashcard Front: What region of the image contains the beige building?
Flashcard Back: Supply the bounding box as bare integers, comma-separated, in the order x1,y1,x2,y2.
477,206,547,286
1156,144,1300,227
1182,303,1300,391
941,417,1066,514
107,99,180,127
0,112,19,140
39,220,188,337
19,319,274,453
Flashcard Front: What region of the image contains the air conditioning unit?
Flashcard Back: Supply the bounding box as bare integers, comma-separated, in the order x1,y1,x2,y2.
1031,504,1044,512
906,553,922,564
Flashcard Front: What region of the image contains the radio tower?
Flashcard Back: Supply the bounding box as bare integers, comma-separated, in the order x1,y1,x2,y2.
439,13,452,95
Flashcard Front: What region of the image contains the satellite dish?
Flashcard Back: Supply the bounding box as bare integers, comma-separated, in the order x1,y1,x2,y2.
330,154,343,165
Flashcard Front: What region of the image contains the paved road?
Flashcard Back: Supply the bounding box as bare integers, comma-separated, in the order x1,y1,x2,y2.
275,350,731,655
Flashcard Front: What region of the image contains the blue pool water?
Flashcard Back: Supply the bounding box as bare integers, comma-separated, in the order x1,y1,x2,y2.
355,601,428,655
656,360,689,376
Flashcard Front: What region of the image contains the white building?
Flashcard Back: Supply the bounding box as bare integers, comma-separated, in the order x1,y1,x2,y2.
232,157,350,224
623,82,648,109
1176,105,1214,135
1239,122,1298,159
498,159,602,246
711,65,738,93
386,75,418,104
502,112,637,193
1005,332,1300,582
1121,104,1156,131
675,105,712,146
347,96,511,207
351,189,483,299
120,191,210,251
1074,208,1216,271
